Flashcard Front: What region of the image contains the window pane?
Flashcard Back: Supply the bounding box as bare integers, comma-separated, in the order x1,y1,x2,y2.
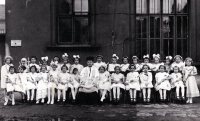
74,0,88,13
163,0,174,13
150,16,160,38
82,0,88,12
136,0,147,14
136,39,147,59
177,16,188,38
150,0,160,14
74,17,89,43
177,39,188,58
177,0,188,13
163,39,174,56
58,18,73,42
136,17,147,38
150,39,160,56
163,16,174,38
57,0,72,14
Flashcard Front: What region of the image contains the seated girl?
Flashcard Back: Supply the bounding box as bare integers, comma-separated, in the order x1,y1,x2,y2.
98,66,111,102
125,64,140,103
140,65,153,103
110,66,125,103
170,66,185,100
155,65,171,102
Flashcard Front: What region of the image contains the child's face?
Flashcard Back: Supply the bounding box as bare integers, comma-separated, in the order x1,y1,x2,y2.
73,70,78,75
31,67,36,73
62,67,67,73
159,66,165,72
41,67,46,72
21,60,26,65
130,66,135,72
175,57,181,63
54,57,59,62
74,58,79,64
115,67,120,73
31,58,36,63
97,57,102,63
166,59,170,65
154,58,159,64
112,58,117,64
63,59,68,64
10,68,14,74
43,61,47,66
87,60,93,67
5,59,11,64
123,58,128,64
52,65,57,71
186,60,191,66
99,67,105,73
144,59,149,63
18,68,24,73
174,68,179,73
133,59,137,64
143,66,148,72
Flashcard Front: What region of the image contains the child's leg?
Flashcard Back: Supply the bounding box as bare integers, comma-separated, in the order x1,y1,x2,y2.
11,92,15,105
176,86,180,97
57,90,61,101
4,89,8,102
163,90,166,100
100,90,107,102
31,89,35,101
113,87,116,99
147,88,151,99
51,87,55,104
133,89,137,99
47,88,51,104
71,87,75,100
142,89,146,100
27,90,30,101
74,88,78,98
129,89,133,99
159,90,163,99
117,87,120,99
181,86,185,97
109,89,112,101
62,89,66,101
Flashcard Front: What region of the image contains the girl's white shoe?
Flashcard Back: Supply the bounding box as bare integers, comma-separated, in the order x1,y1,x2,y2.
36,100,39,104
47,100,50,104
50,101,54,104
186,100,190,103
12,102,15,106
41,99,44,103
4,101,8,106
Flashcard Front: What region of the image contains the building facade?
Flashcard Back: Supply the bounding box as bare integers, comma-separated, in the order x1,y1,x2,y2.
5,0,200,66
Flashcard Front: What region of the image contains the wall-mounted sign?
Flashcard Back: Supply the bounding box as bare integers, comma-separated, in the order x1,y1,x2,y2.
11,40,22,46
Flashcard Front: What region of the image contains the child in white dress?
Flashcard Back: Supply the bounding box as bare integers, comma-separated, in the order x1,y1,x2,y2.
140,54,153,71
155,65,171,101
20,58,29,73
94,55,107,70
47,62,59,104
171,55,185,72
36,65,49,104
70,55,84,74
41,56,51,72
120,56,130,77
183,57,199,103
26,65,38,103
29,56,40,72
4,66,17,106
125,64,140,103
57,65,71,103
59,53,71,73
165,56,173,74
170,66,185,100
108,54,120,74
1,56,14,105
132,56,141,72
98,66,111,102
111,66,125,103
140,65,153,103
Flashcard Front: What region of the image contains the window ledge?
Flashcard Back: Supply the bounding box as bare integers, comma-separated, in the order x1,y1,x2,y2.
47,44,100,50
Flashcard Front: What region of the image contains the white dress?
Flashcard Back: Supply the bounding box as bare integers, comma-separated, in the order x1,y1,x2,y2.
94,62,107,70
70,64,84,74
1,64,13,89
120,64,130,72
152,63,164,72
26,73,38,90
58,63,71,73
48,70,59,89
5,73,17,92
171,62,185,71
108,64,120,72
37,72,49,100
140,72,153,89
110,73,125,89
57,72,71,90
98,71,111,91
17,73,28,92
134,63,141,72
155,72,171,91
29,63,40,72
125,72,140,90
170,73,184,88
183,66,200,97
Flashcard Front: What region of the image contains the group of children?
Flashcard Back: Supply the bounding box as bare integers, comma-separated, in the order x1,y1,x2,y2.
1,53,199,106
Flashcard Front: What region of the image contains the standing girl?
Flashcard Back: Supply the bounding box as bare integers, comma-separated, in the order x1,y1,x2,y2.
29,56,40,72
155,65,171,101
36,65,49,104
1,56,14,105
140,54,153,71
41,56,51,72
47,62,59,104
20,58,29,73
108,54,120,74
132,56,141,72
111,66,125,103
120,56,130,77
98,66,111,102
140,65,153,103
165,56,173,73
94,55,107,70
183,57,199,103
60,53,71,73
26,65,38,103
125,64,140,103
171,55,185,72
70,55,84,74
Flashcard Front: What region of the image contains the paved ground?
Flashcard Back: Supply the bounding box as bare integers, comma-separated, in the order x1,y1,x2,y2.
1,75,200,121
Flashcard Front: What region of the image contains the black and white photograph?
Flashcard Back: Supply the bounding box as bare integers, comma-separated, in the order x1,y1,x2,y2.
0,0,200,120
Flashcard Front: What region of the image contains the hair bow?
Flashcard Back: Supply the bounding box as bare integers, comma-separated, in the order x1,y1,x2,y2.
62,53,68,58
166,56,172,60
132,56,138,60
41,56,48,61
21,58,27,62
73,55,80,59
143,54,149,59
173,55,183,61
50,61,58,67
112,54,119,60
153,54,160,59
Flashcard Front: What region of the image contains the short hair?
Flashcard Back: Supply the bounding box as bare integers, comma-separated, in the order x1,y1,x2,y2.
30,65,37,72
185,57,193,64
54,56,60,62
61,65,68,70
30,56,37,60
98,66,106,71
173,66,180,72
19,65,26,71
96,55,103,59
114,66,121,71
72,68,78,74
143,58,150,61
129,64,136,69
73,58,81,63
159,65,166,70
142,65,150,70
9,66,15,72
122,57,129,62
40,65,47,71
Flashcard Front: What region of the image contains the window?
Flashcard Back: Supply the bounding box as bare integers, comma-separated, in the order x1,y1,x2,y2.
57,0,89,44
135,0,188,59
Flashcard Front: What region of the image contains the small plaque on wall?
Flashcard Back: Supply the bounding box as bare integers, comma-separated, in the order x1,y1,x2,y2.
11,40,22,46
